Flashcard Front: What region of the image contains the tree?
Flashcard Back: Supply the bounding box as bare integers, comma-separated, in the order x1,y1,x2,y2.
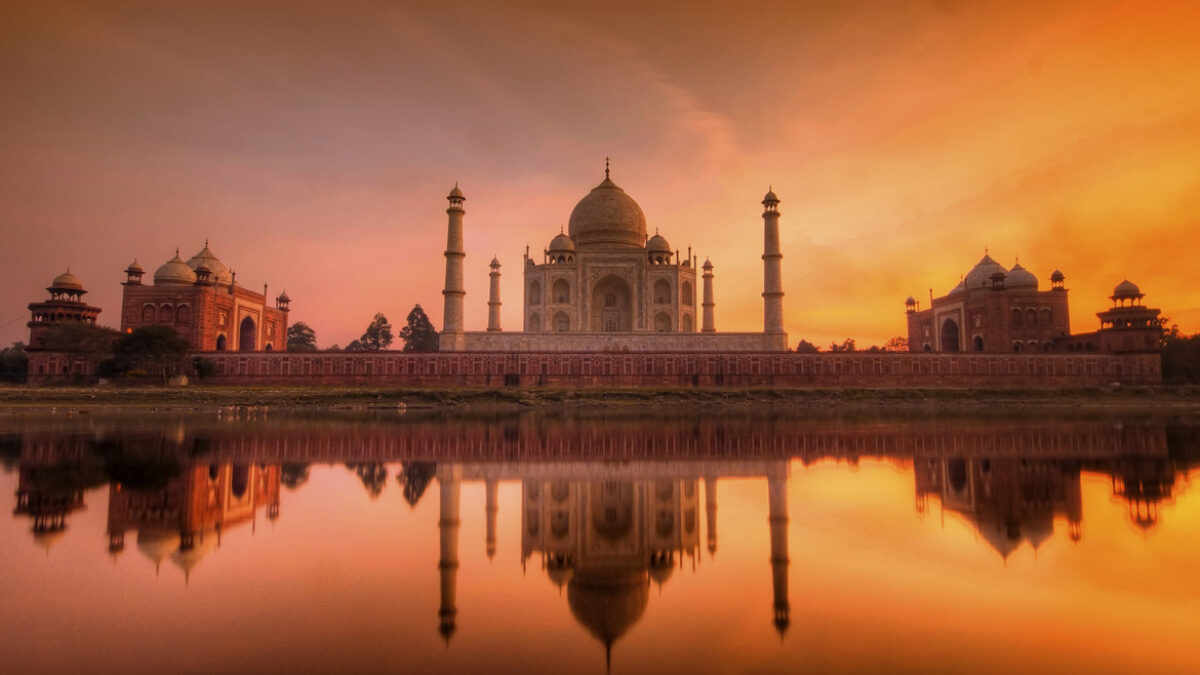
882,336,908,352
1160,318,1200,384
830,338,857,352
287,321,318,352
0,342,28,383
104,325,191,382
794,339,820,354
41,322,119,365
347,462,387,500
398,461,437,507
399,305,439,352
356,313,393,351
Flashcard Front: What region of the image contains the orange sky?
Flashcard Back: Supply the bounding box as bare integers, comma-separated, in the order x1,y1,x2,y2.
2,0,1198,348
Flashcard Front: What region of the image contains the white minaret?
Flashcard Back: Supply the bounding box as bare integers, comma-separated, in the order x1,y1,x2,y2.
701,258,716,333
440,184,466,351
438,464,462,644
761,188,786,348
487,257,502,332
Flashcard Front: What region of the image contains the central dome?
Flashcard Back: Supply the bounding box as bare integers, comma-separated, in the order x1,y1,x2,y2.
568,175,648,248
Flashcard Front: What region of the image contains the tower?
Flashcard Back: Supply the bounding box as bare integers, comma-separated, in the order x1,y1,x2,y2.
767,462,790,637
761,188,785,346
440,184,467,351
487,257,502,332
705,476,718,554
485,478,498,558
437,464,462,643
701,259,716,333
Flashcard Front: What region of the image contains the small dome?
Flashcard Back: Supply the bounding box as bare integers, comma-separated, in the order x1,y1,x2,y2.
646,232,671,254
1050,269,1065,282
549,232,576,253
125,259,144,274
547,564,574,588
448,183,464,199
963,254,1007,289
905,295,917,305
568,175,648,248
490,255,501,267
50,269,84,291
762,187,779,204
154,251,197,285
276,289,291,302
186,244,230,286
649,561,674,586
702,258,713,270
1006,262,1039,289
1113,279,1142,298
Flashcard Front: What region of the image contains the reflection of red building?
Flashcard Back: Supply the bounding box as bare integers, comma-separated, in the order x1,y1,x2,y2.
118,244,290,352
13,465,88,551
914,457,1084,558
106,463,280,578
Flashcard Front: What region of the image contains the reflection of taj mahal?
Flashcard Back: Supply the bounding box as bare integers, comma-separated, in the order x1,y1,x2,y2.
438,163,788,352
433,462,793,665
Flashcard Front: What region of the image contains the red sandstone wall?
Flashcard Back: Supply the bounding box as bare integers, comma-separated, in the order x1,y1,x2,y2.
194,351,1162,387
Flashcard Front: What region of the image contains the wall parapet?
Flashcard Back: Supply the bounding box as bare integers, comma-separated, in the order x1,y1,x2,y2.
457,331,786,352
192,351,1162,387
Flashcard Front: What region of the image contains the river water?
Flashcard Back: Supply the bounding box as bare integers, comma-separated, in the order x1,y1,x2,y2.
1,409,1198,675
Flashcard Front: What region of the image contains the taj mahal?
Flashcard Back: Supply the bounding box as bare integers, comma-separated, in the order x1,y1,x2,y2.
438,162,789,352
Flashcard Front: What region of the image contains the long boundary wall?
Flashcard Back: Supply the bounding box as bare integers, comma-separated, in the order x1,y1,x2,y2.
193,351,1162,387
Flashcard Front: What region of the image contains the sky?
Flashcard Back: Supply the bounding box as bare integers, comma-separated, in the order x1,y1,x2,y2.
1,0,1198,348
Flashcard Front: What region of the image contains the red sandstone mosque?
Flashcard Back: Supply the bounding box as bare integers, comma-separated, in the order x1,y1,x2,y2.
905,252,1160,354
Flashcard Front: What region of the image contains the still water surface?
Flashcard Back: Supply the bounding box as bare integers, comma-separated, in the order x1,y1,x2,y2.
1,410,1198,675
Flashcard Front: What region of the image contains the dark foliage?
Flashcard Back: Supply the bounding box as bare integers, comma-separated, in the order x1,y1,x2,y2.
398,461,437,507
0,342,28,383
399,305,439,353
287,321,318,352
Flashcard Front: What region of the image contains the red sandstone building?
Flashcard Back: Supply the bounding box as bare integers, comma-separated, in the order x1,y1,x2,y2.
25,270,106,381
905,253,1159,354
119,243,290,351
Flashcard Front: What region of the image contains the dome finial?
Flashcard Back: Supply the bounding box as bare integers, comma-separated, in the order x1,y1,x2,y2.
175,247,180,257
605,156,610,179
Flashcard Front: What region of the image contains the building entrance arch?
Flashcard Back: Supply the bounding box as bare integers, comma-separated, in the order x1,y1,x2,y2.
940,318,960,352
590,275,632,332
238,316,256,352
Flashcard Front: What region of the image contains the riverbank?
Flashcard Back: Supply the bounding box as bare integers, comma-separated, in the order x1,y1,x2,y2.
2,384,1199,414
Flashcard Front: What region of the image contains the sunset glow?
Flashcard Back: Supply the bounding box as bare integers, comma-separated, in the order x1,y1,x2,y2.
3,1,1198,348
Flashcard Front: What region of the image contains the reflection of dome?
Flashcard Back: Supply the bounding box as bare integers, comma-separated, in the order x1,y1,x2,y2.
963,254,1007,289
549,232,576,253
1113,279,1142,298
33,528,66,551
170,533,218,578
154,252,197,285
548,563,575,588
1024,517,1054,550
50,269,84,291
568,176,648,248
186,244,231,285
137,529,182,566
648,561,674,586
567,569,650,649
1006,262,1039,289
977,518,1021,559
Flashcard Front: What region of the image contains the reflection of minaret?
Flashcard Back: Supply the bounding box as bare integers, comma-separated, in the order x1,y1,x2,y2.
705,476,718,556
485,478,498,559
438,465,461,643
767,465,790,637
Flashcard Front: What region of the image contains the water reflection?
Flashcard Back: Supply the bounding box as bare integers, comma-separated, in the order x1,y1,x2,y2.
2,412,1199,673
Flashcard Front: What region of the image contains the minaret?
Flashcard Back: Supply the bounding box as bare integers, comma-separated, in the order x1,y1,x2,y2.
438,464,462,643
705,476,718,555
767,462,790,637
485,478,498,559
487,257,502,332
761,188,786,348
701,259,716,333
440,184,467,351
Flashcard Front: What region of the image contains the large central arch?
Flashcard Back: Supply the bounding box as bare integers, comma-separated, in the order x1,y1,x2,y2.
590,275,633,332
238,316,257,352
